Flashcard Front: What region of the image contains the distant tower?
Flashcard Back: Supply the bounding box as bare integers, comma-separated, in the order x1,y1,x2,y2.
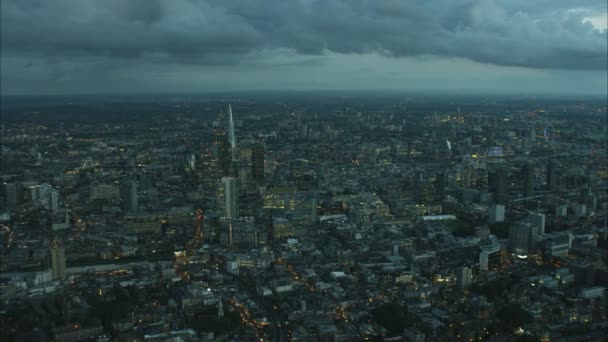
435,172,447,199
317,162,328,185
509,221,538,255
310,197,318,225
217,295,224,318
522,162,534,197
488,168,509,204
546,160,557,192
228,104,237,154
527,212,546,235
221,177,238,218
457,266,472,290
530,127,536,140
120,180,138,213
488,204,505,224
214,131,232,176
50,190,59,213
2,182,19,209
251,143,264,183
50,245,66,281
479,245,501,271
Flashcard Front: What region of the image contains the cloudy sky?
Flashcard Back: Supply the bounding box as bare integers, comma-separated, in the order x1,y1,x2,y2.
1,0,606,96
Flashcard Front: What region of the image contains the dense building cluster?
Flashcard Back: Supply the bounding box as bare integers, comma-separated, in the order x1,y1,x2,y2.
1,95,607,341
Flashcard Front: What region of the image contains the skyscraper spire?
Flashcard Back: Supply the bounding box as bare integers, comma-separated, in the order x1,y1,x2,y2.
228,104,236,150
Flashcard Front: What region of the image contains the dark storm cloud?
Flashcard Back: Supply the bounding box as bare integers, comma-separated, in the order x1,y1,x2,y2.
1,0,606,70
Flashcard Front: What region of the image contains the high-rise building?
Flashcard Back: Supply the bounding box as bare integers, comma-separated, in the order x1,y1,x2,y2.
435,172,447,199
237,163,250,190
415,179,435,204
479,245,501,271
488,204,505,224
251,143,264,183
546,160,557,191
555,204,568,217
227,104,237,151
49,190,59,213
522,162,534,196
310,197,318,225
509,221,538,255
574,204,587,218
2,182,19,209
138,172,154,191
214,131,232,176
489,166,509,204
227,104,239,162
527,213,546,235
317,162,328,185
221,177,238,218
120,180,138,213
50,245,66,281
494,168,509,204
457,266,473,290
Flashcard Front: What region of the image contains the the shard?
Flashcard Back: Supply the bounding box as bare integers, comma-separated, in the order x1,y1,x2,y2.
228,104,236,150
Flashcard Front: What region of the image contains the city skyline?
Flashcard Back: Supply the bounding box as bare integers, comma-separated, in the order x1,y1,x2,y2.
1,1,607,341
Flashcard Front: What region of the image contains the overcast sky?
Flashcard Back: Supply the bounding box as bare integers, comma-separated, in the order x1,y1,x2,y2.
1,0,606,96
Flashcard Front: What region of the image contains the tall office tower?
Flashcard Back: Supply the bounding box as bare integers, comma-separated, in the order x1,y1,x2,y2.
509,221,538,255
530,127,536,140
316,162,328,185
488,170,497,192
457,266,473,290
389,143,397,162
120,180,138,213
227,104,238,162
485,127,496,147
434,172,447,199
416,180,435,204
50,245,66,281
215,131,232,176
227,104,236,151
221,177,238,218
251,143,265,183
310,197,318,225
138,172,154,191
237,164,250,190
479,245,501,271
488,204,505,224
546,160,557,191
522,162,534,196
527,212,546,235
457,165,473,189
494,168,509,204
555,204,568,217
2,182,19,209
49,190,59,213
